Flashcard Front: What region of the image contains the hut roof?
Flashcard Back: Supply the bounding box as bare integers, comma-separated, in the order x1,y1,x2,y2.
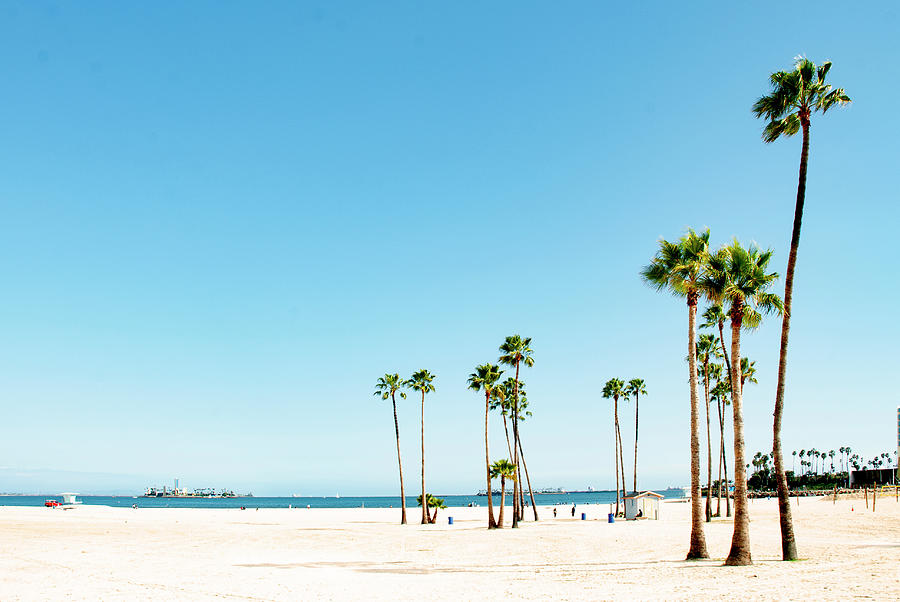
624,491,664,500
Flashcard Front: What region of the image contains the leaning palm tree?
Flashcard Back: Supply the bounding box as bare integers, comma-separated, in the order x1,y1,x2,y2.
702,240,782,566
490,459,517,528
492,378,537,519
753,57,850,562
490,380,515,460
602,378,627,514
709,375,730,517
498,335,535,527
510,387,539,521
407,369,436,525
467,363,504,529
696,334,720,522
624,378,647,494
374,373,409,524
641,228,711,560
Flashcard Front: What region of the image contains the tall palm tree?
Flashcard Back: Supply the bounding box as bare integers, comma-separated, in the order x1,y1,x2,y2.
468,363,504,529
641,228,711,560
498,335,534,527
696,334,720,522
625,378,647,494
602,378,627,514
702,240,782,566
374,373,409,524
753,57,850,562
407,369,436,525
490,459,517,528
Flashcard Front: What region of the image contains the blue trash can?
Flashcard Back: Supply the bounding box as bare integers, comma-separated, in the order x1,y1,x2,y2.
608,513,615,523
581,512,586,520
448,516,453,525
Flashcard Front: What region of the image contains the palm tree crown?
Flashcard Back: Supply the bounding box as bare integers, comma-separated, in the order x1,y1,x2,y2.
625,378,646,400
498,335,535,370
408,369,436,395
602,378,626,400
641,229,711,304
752,57,851,143
467,364,504,395
701,241,783,324
374,373,407,401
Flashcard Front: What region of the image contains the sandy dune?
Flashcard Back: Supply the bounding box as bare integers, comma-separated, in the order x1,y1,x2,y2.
1,495,898,600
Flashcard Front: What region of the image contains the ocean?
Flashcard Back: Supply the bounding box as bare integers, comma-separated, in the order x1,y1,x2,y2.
0,490,684,509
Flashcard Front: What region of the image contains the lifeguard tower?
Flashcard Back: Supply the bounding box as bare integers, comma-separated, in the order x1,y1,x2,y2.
59,493,82,509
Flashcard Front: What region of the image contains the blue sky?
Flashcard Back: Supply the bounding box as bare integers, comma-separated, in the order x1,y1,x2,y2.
1,1,897,495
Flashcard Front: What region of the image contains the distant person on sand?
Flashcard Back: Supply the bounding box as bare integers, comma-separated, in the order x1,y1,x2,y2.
571,504,576,517
553,507,557,518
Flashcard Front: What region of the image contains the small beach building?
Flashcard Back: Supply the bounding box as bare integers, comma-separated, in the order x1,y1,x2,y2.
624,491,663,520
59,493,81,510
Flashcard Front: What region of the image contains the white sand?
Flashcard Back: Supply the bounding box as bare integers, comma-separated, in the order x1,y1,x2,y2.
1,496,898,600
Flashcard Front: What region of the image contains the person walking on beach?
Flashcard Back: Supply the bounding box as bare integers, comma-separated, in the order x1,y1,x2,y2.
571,504,576,517
553,507,557,518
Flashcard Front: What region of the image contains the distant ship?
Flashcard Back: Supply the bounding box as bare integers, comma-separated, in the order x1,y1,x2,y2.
141,487,253,498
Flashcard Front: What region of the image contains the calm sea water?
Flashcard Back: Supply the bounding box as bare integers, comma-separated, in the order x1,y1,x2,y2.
0,490,684,509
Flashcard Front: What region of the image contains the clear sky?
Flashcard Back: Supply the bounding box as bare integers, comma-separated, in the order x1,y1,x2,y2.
1,1,897,495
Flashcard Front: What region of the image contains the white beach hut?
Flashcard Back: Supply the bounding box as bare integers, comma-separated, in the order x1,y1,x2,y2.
624,491,663,520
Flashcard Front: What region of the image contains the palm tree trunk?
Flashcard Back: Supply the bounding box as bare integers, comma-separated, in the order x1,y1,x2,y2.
726,310,751,566
704,367,712,522
770,122,808,562
420,391,428,525
512,361,521,528
484,390,496,529
716,320,732,518
715,394,724,517
497,476,506,527
517,436,539,521
518,470,525,522
613,398,621,515
392,394,407,525
616,413,626,502
502,415,514,461
686,293,709,559
633,393,639,494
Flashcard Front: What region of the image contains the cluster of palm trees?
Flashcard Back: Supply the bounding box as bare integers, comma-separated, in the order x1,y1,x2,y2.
754,448,896,489
374,335,537,529
792,448,834,476
643,230,782,565
600,378,647,516
468,334,537,528
641,57,850,566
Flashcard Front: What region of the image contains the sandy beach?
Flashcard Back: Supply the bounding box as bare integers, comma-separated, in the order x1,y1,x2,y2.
1,495,898,600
